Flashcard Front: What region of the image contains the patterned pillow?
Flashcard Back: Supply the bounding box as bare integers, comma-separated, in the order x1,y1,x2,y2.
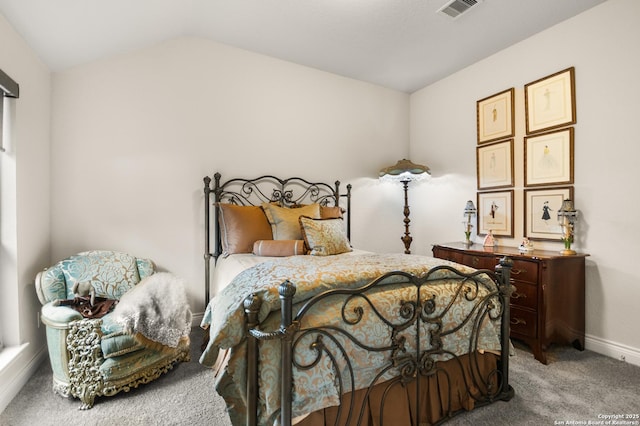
262,203,320,240
219,204,273,255
299,216,352,256
60,251,142,300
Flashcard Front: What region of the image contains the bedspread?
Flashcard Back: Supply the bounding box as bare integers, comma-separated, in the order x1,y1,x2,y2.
199,253,502,425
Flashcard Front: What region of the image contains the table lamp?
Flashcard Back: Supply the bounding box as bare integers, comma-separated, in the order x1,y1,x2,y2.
557,198,578,255
463,200,476,246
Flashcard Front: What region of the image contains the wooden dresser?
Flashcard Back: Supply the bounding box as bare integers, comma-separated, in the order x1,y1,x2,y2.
432,242,588,364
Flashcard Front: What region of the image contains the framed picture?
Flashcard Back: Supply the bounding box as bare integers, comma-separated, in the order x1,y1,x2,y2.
477,190,514,237
477,88,515,144
477,139,514,190
524,186,574,241
524,127,574,187
525,67,576,134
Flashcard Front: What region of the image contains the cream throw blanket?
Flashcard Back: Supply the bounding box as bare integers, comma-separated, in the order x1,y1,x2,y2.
113,272,192,351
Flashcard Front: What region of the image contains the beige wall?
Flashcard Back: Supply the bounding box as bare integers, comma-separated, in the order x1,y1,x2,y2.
409,0,640,361
50,36,410,313
0,12,51,412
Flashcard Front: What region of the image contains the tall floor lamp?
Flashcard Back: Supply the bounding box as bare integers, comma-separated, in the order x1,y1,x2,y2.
379,159,431,254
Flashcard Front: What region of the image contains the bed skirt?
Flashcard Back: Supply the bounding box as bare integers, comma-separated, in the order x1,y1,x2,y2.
295,352,499,426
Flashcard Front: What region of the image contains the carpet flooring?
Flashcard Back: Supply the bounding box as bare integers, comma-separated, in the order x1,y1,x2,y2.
1,332,639,426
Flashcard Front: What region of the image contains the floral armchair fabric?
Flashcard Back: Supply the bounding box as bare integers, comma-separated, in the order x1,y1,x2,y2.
35,250,190,409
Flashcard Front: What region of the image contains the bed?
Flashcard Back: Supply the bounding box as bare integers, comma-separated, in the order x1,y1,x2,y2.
199,173,514,426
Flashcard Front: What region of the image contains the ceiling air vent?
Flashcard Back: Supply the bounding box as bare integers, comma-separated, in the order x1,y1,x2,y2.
438,0,482,19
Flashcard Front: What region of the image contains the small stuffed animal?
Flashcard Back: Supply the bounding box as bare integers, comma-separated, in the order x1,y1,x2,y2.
72,281,96,306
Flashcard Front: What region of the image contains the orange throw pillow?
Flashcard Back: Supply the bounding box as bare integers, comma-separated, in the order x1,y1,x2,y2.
219,204,273,255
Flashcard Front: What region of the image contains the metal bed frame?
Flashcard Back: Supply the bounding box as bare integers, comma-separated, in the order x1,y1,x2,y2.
203,172,351,304
244,260,514,426
202,173,513,426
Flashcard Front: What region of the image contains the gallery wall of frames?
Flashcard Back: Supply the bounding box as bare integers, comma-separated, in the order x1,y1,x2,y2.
475,67,576,242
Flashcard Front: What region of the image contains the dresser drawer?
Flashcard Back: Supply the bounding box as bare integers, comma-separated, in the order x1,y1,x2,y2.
510,307,537,338
432,247,464,264
510,259,538,283
462,254,497,270
510,281,537,310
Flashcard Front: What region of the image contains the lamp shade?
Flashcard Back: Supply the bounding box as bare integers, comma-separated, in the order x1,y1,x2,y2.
557,199,578,222
463,200,477,216
379,159,430,182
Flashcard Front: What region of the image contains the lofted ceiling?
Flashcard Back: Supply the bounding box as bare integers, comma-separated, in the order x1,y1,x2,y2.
0,0,607,93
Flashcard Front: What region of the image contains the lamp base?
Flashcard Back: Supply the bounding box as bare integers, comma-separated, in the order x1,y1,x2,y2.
560,249,577,256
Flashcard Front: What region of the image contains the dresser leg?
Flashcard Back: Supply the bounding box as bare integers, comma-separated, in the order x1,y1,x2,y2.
532,346,548,365
516,337,548,364
572,338,585,351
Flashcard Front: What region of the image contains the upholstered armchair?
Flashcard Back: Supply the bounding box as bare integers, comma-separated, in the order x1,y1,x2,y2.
35,250,191,409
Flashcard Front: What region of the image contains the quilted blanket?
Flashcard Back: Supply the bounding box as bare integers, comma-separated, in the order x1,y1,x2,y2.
200,253,502,425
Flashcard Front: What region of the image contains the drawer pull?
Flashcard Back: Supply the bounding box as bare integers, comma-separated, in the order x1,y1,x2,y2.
511,268,524,276
512,291,527,300
511,318,527,326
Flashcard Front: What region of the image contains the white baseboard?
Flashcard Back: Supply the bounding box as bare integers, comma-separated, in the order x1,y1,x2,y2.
0,343,47,414
585,334,640,367
191,311,203,327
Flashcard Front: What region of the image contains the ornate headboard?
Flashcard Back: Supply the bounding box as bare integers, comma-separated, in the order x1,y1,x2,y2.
203,173,352,302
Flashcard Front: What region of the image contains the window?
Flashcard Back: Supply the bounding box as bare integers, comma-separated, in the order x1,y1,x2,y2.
0,68,19,351
0,68,20,152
